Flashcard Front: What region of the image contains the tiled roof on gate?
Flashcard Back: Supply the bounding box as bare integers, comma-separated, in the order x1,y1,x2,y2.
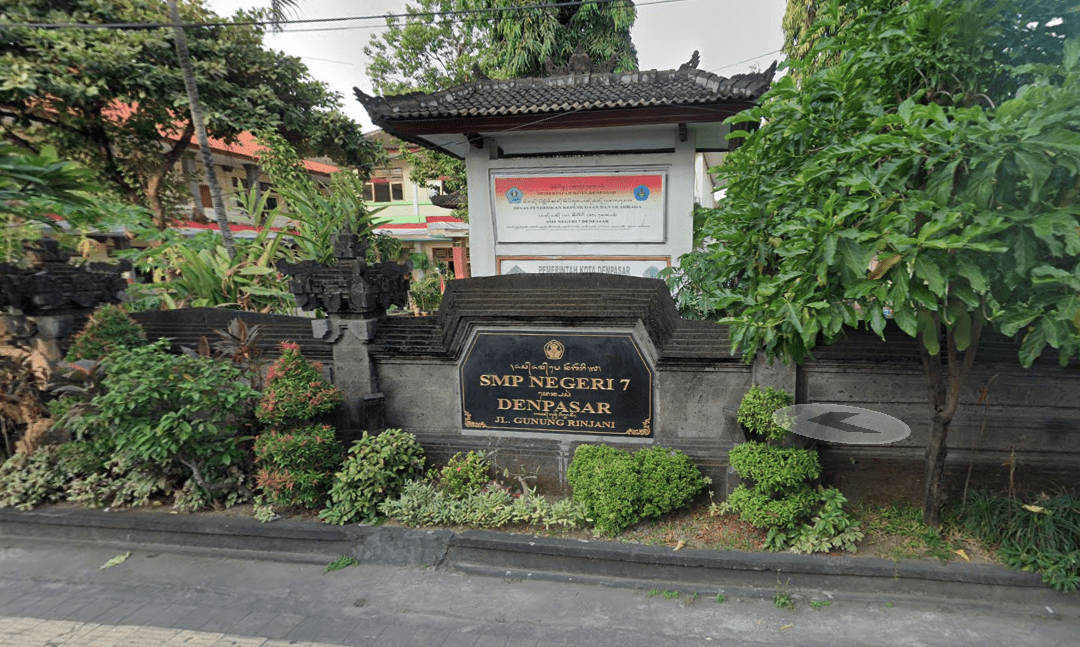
355,62,777,123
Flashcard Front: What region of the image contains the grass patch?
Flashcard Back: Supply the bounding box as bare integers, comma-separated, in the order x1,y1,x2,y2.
619,504,766,552
324,555,359,573
853,504,992,564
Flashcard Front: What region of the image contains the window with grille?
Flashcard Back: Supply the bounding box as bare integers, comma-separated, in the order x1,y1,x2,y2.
363,168,405,202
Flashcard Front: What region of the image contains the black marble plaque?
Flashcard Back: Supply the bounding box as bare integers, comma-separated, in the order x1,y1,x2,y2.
460,331,653,436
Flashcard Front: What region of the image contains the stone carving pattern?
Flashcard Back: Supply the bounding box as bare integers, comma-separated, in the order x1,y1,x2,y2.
0,240,130,314
276,233,412,315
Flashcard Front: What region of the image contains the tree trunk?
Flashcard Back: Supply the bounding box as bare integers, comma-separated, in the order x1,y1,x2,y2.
244,163,265,225
919,308,983,526
167,0,237,258
85,111,141,206
146,120,195,229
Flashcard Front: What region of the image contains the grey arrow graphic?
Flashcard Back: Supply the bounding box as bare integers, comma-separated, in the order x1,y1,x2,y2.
808,411,881,434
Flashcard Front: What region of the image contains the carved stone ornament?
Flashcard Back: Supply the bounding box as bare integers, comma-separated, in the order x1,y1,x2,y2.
0,239,130,315
544,45,619,76
276,232,412,316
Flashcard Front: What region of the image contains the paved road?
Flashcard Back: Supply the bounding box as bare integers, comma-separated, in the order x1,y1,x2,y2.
0,537,1076,647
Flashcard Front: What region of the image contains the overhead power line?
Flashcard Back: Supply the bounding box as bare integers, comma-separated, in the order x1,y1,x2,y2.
0,0,674,32
708,49,784,73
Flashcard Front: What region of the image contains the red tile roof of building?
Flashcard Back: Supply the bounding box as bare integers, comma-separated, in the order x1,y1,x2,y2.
104,103,339,176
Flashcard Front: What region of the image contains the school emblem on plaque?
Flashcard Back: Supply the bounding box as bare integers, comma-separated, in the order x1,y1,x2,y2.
505,187,524,204
633,185,650,201
544,339,565,360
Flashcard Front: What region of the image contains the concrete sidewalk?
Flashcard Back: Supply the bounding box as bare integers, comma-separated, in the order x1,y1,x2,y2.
0,506,1075,614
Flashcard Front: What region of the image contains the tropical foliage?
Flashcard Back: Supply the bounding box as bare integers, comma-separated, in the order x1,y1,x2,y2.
0,0,382,227
671,0,1077,525
0,145,149,263
119,134,388,313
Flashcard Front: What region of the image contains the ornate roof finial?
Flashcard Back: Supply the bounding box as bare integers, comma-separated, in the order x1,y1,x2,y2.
679,51,700,71
545,44,620,76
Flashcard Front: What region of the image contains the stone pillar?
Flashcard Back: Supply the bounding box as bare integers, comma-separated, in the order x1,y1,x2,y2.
312,315,386,438
752,355,797,397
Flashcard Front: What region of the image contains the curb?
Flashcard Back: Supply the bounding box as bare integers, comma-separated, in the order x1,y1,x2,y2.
2,507,1075,611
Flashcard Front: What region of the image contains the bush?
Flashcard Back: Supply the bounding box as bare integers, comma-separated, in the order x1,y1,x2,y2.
67,339,258,508
0,443,96,510
635,446,710,519
0,440,170,511
254,424,343,509
256,341,343,427
320,429,426,525
437,451,490,498
64,456,171,510
726,484,819,532
65,304,145,361
958,492,1080,592
566,444,709,536
727,442,821,492
725,440,862,553
736,385,794,442
379,480,589,530
787,487,865,554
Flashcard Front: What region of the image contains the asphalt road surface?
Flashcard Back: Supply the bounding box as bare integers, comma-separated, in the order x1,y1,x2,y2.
0,536,1076,647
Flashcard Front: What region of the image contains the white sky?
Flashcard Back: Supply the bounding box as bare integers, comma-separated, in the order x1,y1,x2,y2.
204,0,787,132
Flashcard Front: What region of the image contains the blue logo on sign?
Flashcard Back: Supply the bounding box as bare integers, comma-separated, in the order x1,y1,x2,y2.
633,185,650,201
505,187,523,204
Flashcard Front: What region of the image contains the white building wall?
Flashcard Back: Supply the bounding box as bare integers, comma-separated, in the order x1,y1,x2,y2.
466,124,697,278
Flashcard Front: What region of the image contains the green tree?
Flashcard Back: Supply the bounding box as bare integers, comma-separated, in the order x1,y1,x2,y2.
0,0,382,229
782,0,870,80
363,0,638,214
365,0,637,94
671,0,1077,526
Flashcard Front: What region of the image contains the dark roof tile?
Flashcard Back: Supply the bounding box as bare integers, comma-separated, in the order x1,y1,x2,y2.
356,62,777,123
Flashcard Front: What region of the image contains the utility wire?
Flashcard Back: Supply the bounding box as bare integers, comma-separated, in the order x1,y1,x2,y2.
708,49,783,73
276,0,685,34
0,0,670,32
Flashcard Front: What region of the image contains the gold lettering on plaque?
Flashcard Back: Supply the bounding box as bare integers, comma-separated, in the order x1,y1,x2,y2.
463,411,488,428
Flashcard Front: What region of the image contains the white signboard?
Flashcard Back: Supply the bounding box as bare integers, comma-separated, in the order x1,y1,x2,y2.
498,257,670,278
492,173,666,243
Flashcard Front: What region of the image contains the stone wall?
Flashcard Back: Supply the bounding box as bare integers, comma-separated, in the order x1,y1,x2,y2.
369,274,751,491
803,326,1080,503
119,276,1079,503
369,275,1080,500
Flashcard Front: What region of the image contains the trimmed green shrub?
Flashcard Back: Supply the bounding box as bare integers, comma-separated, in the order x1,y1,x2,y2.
65,304,145,361
725,432,861,553
728,442,821,492
636,446,711,519
736,385,794,442
726,484,819,532
320,429,426,525
436,451,490,498
567,443,709,536
254,424,344,509
256,341,343,427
